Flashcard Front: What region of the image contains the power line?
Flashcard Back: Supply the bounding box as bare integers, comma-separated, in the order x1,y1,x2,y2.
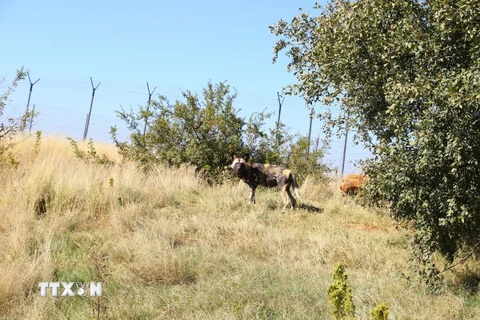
4,72,319,105
10,10,294,32
3,73,370,171
7,73,290,99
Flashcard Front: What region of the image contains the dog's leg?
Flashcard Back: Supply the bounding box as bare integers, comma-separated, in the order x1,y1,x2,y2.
280,184,289,211
248,186,256,204
286,184,296,209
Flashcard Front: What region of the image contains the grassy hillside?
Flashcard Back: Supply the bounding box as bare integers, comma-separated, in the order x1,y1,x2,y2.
0,135,479,319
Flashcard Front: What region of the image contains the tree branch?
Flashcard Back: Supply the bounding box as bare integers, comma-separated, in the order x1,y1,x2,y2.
438,241,480,274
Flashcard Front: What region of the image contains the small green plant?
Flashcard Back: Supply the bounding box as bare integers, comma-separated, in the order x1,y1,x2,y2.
327,264,390,320
327,264,356,320
67,138,114,166
7,152,19,170
370,302,389,320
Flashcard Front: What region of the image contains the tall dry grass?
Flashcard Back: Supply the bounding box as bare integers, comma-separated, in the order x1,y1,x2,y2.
0,134,478,319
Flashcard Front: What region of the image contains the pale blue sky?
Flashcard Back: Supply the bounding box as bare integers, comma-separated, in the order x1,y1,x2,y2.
1,0,368,174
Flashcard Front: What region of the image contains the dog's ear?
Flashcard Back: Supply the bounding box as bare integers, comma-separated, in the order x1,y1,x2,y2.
243,153,250,162
230,152,236,161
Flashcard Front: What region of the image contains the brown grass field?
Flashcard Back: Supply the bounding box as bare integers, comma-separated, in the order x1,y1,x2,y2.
0,134,479,319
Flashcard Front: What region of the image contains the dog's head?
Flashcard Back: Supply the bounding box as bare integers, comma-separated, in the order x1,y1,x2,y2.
230,153,251,178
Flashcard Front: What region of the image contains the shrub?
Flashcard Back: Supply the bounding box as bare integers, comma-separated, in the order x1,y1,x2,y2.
370,302,389,320
327,264,356,320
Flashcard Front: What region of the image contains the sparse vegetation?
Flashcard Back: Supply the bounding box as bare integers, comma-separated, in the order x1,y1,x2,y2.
67,137,115,166
0,135,478,319
0,67,36,169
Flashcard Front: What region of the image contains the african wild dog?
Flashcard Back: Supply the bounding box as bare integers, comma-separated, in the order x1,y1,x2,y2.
230,153,301,210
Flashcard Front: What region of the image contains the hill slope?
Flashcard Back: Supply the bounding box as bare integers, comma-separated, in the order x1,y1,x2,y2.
0,135,478,319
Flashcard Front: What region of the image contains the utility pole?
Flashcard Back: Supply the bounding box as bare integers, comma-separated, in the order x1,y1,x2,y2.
341,112,349,179
28,104,36,133
23,73,40,131
276,92,285,129
143,82,157,137
307,106,315,157
83,113,89,140
275,92,285,147
83,77,101,141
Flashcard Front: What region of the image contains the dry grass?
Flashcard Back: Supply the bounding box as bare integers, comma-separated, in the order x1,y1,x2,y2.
0,134,479,319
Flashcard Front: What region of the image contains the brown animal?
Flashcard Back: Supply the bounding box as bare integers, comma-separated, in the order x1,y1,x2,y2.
230,153,301,210
340,174,368,196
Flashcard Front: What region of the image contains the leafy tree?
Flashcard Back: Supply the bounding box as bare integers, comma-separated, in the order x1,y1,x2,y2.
271,0,480,279
111,81,246,179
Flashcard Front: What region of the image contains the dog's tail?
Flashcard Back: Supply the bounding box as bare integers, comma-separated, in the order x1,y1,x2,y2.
292,174,302,199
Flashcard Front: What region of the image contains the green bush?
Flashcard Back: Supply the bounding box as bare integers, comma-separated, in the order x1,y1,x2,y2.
370,302,389,320
327,264,356,320
111,81,329,184
111,81,244,181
